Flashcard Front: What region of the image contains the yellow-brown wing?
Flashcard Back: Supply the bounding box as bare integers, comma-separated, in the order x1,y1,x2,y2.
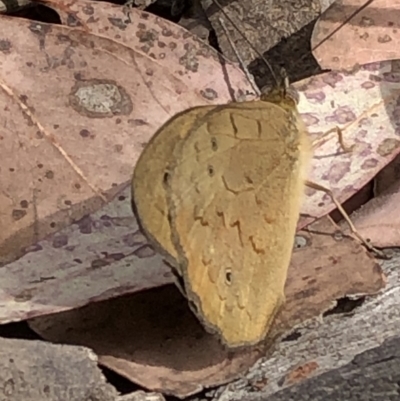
131,105,217,269
165,100,311,347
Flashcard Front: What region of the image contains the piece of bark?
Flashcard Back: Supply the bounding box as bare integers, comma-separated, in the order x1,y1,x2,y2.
249,335,400,400
197,249,400,401
179,0,212,41
0,336,165,401
28,217,384,398
132,0,157,8
0,337,118,401
118,392,165,401
199,0,336,84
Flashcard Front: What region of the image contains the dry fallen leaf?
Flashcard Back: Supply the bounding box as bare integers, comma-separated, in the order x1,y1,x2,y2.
28,218,385,398
296,60,400,228
312,0,400,70
0,337,120,401
0,4,255,267
343,155,400,248
0,185,174,324
349,186,400,248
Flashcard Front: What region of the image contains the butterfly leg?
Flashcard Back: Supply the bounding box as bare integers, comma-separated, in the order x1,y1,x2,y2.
304,180,387,258
312,126,354,153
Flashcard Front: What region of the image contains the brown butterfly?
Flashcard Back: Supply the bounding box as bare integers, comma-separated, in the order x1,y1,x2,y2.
131,78,311,348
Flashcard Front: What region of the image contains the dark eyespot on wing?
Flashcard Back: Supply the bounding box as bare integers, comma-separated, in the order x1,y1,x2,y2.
211,137,218,151
162,171,170,188
225,269,232,285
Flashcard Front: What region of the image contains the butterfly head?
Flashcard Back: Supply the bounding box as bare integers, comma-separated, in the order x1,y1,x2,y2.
260,68,300,113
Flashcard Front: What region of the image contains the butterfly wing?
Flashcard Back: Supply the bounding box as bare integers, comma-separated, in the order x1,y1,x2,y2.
132,105,217,269
166,100,311,347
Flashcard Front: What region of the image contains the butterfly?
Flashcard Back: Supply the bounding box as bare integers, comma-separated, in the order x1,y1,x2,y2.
131,78,312,348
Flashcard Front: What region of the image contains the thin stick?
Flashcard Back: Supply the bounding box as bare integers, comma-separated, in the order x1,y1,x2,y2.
305,180,387,258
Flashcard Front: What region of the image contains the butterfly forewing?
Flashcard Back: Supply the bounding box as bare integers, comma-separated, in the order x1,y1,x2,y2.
164,100,311,347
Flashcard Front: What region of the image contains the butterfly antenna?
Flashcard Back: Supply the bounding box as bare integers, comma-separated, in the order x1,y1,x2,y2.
218,17,261,96
213,0,376,88
211,0,280,87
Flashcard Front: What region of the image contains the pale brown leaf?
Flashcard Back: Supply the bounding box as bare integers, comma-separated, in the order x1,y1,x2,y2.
0,5,255,266
0,185,175,324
